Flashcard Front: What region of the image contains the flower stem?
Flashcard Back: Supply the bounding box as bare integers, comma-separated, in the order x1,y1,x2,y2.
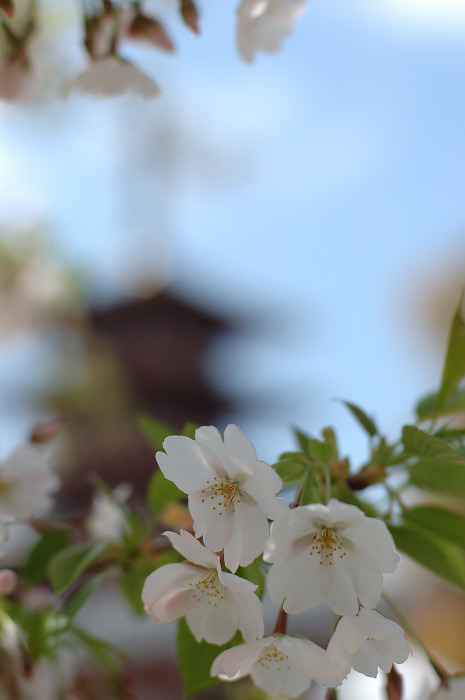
291,474,307,508
382,592,449,685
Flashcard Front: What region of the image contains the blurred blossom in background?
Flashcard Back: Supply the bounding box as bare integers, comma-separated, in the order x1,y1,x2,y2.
1,0,465,697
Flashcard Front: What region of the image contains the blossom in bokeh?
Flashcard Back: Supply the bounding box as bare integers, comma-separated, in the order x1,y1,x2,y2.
266,499,399,615
0,446,59,520
157,424,286,572
236,0,306,64
86,483,131,543
142,530,264,644
327,607,410,683
211,634,329,697
61,55,160,99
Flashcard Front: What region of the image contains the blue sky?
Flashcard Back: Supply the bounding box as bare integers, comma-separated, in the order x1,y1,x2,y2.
1,0,465,469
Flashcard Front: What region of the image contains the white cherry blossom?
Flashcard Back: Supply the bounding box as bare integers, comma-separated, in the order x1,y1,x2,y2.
327,607,410,683
236,0,306,64
61,55,160,99
211,634,330,698
0,446,60,520
156,425,286,572
86,483,132,543
265,499,399,615
142,530,264,644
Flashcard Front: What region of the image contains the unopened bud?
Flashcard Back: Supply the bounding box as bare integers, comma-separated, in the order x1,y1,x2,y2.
0,569,17,595
129,13,175,53
180,0,200,34
0,0,14,18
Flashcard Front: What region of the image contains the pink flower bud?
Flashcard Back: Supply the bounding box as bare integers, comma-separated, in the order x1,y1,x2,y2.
0,569,17,595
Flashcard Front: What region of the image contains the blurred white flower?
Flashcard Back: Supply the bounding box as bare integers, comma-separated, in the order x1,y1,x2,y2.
157,425,286,572
265,499,399,616
429,676,465,699
142,529,264,644
211,634,329,697
236,0,306,64
0,446,59,520
60,55,160,99
327,607,410,683
86,483,131,543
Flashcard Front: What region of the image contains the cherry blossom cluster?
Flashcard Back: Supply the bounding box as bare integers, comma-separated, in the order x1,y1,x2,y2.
142,424,410,698
0,0,307,100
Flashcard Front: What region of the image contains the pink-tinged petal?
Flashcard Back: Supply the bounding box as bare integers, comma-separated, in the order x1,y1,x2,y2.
211,639,266,679
224,495,269,572
218,569,257,593
234,590,264,641
186,596,237,644
163,530,218,568
189,491,233,552
157,435,214,493
142,563,200,621
276,636,329,685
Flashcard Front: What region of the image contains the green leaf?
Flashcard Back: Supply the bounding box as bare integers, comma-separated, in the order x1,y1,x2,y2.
273,453,306,484
177,618,241,698
339,400,378,437
181,421,198,439
147,469,185,511
138,415,175,452
237,555,266,599
308,438,335,464
24,529,71,584
408,460,465,500
48,542,108,595
405,505,465,549
292,427,312,455
61,575,102,623
402,425,465,464
71,625,129,672
118,559,158,615
389,522,465,591
438,297,465,408
416,389,465,421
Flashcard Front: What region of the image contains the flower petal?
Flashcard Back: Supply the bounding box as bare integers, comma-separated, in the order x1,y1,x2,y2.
188,491,233,553
163,530,218,568
224,494,269,572
157,435,215,493
142,563,200,621
211,638,266,679
186,596,237,644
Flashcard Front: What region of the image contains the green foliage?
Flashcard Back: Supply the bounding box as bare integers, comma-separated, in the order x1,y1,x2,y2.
308,438,335,464
339,400,378,437
24,528,71,583
402,425,465,463
138,415,176,452
408,461,465,500
61,575,103,623
237,555,266,599
405,505,465,549
147,468,184,512
48,542,108,595
389,522,465,591
273,451,306,484
118,559,159,614
71,625,129,673
416,389,465,421
177,618,241,698
437,296,465,408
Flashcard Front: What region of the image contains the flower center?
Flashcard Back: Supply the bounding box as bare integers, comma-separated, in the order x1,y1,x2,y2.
257,644,292,672
310,527,347,566
200,476,241,516
188,570,224,605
